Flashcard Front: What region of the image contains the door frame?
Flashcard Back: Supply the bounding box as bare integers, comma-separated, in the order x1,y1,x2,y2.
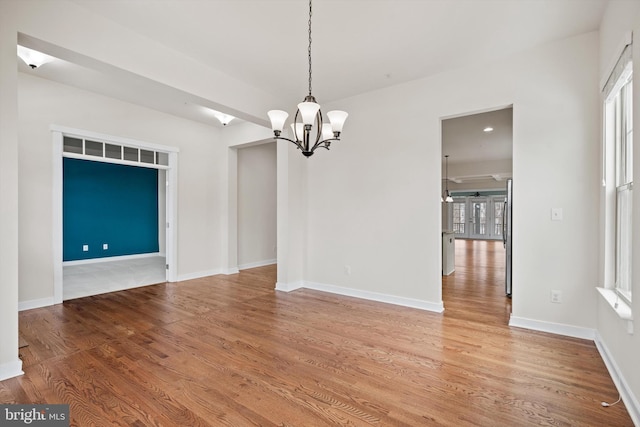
51,125,179,304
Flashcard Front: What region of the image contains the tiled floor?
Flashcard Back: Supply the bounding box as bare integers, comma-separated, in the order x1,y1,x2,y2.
63,256,167,300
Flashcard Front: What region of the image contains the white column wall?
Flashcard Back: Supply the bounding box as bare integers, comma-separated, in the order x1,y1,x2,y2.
0,4,23,381
276,141,307,290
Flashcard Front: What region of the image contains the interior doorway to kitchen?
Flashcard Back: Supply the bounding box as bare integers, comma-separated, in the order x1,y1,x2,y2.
441,106,513,320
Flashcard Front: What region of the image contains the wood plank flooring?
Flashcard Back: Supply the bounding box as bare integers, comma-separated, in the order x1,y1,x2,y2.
1,242,633,426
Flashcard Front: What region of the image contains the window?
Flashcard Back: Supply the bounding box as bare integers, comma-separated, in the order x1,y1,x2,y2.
451,195,505,240
493,197,505,237
604,44,633,303
63,136,170,167
452,201,466,234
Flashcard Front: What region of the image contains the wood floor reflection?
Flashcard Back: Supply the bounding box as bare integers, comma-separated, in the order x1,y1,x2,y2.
0,251,633,426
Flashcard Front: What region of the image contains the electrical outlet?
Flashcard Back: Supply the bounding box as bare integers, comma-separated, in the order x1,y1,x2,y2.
103,243,108,250
82,244,89,252
551,208,563,221
551,290,562,303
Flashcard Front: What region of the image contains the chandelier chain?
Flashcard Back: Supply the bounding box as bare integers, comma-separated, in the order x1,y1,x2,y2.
308,0,313,96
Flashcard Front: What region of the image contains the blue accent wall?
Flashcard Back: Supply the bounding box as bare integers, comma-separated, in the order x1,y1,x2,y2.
63,158,159,261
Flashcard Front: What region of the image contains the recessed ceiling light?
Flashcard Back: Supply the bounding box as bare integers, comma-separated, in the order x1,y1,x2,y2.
483,127,494,133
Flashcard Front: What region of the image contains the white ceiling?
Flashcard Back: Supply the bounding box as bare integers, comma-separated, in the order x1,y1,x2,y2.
442,107,513,164
19,0,607,130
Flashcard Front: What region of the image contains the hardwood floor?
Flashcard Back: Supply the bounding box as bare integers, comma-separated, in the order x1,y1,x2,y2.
1,247,633,426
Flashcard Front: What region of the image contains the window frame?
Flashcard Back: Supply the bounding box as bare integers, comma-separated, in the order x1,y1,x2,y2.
603,47,633,305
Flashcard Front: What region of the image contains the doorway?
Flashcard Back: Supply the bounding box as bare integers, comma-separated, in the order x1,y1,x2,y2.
237,142,277,271
441,106,513,319
51,126,179,303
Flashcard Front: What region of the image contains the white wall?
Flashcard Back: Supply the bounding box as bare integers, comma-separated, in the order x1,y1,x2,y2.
306,32,600,325
597,0,640,421
0,7,22,381
18,72,224,301
275,140,307,290
237,143,277,269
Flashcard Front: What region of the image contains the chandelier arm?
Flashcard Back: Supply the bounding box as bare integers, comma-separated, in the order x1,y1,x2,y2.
273,135,305,151
310,137,339,153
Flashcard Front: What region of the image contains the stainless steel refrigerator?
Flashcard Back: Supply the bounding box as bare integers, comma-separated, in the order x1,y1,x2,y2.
503,179,513,296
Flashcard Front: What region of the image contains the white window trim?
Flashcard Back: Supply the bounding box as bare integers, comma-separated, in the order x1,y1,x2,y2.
599,38,633,330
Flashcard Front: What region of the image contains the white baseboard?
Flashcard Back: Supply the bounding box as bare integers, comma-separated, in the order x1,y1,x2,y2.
222,268,240,275
508,315,596,340
0,359,23,381
63,252,163,266
238,259,277,270
594,331,640,426
176,269,222,282
19,297,56,311
280,280,444,313
275,281,304,292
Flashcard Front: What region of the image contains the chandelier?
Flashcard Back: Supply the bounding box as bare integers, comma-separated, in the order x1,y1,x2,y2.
442,155,453,203
267,0,348,157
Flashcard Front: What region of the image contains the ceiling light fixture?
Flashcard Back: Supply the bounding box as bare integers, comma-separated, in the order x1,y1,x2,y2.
267,0,348,157
442,155,454,203
483,126,494,133
211,111,235,126
17,45,55,69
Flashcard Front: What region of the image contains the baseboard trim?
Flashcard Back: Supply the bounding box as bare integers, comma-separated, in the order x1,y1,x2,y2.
63,252,163,266
177,269,222,282
221,268,240,275
238,259,277,270
19,297,56,312
275,281,304,292
508,315,596,340
0,359,24,381
300,281,445,313
594,331,640,426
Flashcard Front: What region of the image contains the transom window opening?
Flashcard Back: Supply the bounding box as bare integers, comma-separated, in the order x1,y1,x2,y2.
63,136,169,169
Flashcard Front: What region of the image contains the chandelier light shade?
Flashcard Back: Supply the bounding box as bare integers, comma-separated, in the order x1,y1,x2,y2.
17,45,55,69
442,155,454,203
267,0,348,157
